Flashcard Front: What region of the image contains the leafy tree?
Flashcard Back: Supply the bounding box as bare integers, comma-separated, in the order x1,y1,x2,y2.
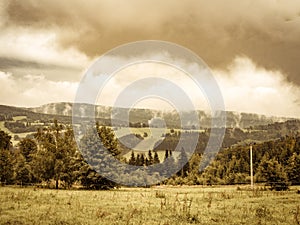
14,153,32,185
0,129,11,150
78,161,113,190
0,149,13,184
30,146,55,184
0,129,13,184
18,138,37,162
14,139,38,185
257,158,290,191
33,121,79,188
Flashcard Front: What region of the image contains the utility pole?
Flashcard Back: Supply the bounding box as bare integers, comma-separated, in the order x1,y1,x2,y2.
250,145,254,189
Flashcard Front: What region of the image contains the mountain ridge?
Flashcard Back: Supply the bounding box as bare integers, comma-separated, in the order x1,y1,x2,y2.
27,102,294,129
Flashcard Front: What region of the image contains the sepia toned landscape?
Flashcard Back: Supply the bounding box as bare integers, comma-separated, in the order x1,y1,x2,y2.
0,102,300,224
1,186,300,225
1,1,300,224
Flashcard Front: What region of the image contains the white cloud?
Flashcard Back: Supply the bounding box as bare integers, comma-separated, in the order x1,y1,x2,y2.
81,55,300,118
0,71,78,107
0,27,89,69
1,55,299,118
214,57,300,117
95,61,209,111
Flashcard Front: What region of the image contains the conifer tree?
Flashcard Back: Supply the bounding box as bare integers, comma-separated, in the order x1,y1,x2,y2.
164,149,169,161
129,151,136,165
153,151,160,164
136,154,141,166
140,154,145,166
177,147,189,177
148,150,154,165
78,124,121,189
286,153,300,185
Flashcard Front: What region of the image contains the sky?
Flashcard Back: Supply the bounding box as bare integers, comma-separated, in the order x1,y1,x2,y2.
0,0,300,117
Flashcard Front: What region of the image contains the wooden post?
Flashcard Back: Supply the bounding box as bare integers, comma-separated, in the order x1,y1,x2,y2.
250,145,254,189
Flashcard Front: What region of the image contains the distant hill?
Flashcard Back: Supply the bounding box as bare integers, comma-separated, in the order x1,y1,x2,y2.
0,102,296,130
1,102,300,153
0,104,69,122
28,102,292,129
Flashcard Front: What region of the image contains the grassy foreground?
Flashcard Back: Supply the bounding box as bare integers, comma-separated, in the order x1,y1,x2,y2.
0,185,300,225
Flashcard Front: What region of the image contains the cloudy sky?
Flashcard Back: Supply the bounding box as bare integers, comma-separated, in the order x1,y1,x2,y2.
0,0,300,117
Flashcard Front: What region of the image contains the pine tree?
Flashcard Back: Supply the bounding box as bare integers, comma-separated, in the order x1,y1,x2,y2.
145,158,150,166
153,151,160,164
59,127,81,188
177,147,189,177
140,154,145,166
97,125,120,157
136,154,141,166
129,151,136,165
78,124,121,189
164,154,175,177
148,150,154,165
286,153,300,185
164,150,169,161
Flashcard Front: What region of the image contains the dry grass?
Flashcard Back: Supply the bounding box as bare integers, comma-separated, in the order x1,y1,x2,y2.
0,185,300,225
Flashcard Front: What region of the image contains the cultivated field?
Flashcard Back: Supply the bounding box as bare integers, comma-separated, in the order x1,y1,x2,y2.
0,186,300,225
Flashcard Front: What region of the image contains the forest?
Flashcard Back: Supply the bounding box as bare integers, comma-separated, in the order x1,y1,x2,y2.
0,119,300,190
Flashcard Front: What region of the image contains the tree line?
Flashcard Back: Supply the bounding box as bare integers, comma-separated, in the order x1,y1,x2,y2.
199,135,300,190
1,120,299,190
0,120,119,189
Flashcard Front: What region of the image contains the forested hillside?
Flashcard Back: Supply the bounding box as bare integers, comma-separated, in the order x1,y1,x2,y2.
0,118,299,190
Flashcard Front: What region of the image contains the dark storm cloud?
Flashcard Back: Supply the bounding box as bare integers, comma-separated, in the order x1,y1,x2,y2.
0,57,78,71
3,0,300,84
0,57,82,82
1,0,300,115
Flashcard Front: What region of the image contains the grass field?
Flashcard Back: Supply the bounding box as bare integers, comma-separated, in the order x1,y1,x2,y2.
1,185,300,225
0,117,34,146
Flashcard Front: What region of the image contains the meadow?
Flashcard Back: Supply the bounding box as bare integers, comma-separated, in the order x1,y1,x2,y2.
0,185,300,225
